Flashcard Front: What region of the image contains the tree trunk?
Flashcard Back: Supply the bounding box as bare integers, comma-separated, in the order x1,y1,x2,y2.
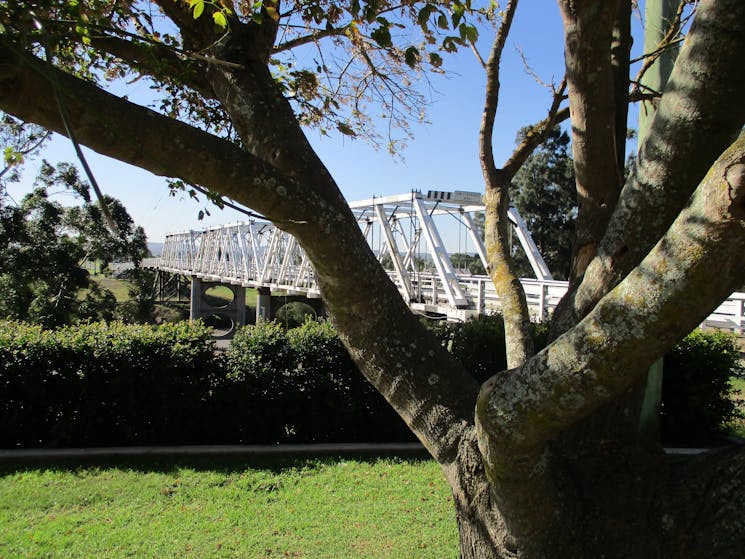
447,425,745,559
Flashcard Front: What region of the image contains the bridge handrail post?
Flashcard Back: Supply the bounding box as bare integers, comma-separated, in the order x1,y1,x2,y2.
477,279,486,314
539,283,548,322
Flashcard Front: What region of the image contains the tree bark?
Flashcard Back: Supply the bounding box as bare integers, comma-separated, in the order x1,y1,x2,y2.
552,0,745,335
479,0,535,369
558,0,623,284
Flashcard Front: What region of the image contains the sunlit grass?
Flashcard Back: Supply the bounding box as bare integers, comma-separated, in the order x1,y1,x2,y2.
89,276,132,302
728,376,745,438
0,458,457,559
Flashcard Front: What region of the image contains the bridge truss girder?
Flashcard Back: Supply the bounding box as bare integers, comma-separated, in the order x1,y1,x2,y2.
152,190,557,320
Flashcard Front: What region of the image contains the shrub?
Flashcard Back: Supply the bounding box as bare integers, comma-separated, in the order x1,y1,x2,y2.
284,319,410,442
0,320,223,447
3,316,740,448
224,320,412,443
276,302,317,329
662,330,744,444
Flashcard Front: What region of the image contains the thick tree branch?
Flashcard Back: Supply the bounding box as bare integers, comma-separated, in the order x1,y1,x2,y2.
479,133,745,474
558,0,623,285
553,0,745,335
0,39,294,221
611,0,632,180
478,0,534,369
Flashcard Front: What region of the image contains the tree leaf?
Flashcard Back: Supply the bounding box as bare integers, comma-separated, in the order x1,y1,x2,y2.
404,46,420,68
371,25,392,48
192,1,204,20
212,11,227,28
337,123,357,136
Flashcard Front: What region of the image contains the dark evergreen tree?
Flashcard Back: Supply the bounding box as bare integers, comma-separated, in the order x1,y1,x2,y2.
509,126,576,280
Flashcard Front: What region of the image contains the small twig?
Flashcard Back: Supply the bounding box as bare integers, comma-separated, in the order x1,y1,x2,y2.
469,40,486,69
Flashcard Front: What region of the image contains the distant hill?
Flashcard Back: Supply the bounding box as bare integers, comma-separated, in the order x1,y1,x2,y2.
147,242,164,257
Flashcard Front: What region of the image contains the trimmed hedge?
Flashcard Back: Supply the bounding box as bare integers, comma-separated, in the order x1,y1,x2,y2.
0,321,222,447
1,317,741,448
223,320,411,443
0,320,411,447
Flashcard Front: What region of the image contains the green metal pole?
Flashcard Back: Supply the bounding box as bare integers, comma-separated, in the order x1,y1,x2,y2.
638,0,681,140
637,0,681,442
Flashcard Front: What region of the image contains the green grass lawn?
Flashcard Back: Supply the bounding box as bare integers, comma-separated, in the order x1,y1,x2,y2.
88,276,132,303
728,376,745,438
87,276,260,309
0,458,457,559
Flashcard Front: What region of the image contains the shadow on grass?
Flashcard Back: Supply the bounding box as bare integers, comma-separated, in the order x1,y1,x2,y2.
0,452,433,476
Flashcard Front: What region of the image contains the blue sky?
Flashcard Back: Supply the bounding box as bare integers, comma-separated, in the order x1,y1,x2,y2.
9,3,643,244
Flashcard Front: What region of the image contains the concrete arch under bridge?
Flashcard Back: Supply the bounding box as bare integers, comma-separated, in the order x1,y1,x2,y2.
142,190,745,336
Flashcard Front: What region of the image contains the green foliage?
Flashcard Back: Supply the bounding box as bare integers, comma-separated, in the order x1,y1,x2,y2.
0,161,149,327
0,320,222,447
276,301,317,329
662,330,744,444
450,252,486,275
0,112,49,192
117,268,158,323
426,315,506,383
0,318,412,447
0,187,90,327
2,316,741,448
510,127,576,279
224,320,410,443
228,320,291,385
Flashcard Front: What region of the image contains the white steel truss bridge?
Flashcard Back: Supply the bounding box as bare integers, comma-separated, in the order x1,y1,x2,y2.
145,190,745,331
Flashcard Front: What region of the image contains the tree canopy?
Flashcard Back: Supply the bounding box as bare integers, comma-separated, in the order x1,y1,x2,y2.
0,160,149,326
510,126,575,280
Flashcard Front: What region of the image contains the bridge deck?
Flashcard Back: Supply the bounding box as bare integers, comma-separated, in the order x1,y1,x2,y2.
140,190,744,332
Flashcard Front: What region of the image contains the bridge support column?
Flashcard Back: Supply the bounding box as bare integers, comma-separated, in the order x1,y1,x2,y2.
189,278,247,337
256,287,271,322
234,287,247,328
190,277,202,320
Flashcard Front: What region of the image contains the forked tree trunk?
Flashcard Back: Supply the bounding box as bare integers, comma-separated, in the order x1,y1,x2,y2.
446,421,745,559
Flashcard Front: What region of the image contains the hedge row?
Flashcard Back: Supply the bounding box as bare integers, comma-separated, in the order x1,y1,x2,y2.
0,321,221,447
0,320,411,448
0,317,741,448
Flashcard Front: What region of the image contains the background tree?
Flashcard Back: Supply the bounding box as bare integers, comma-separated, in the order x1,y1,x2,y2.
0,160,149,326
450,252,486,275
0,186,91,326
509,125,576,279
1,1,744,558
0,111,50,192
65,195,149,268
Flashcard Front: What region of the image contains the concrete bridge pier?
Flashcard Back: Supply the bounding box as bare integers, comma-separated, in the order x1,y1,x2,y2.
190,277,246,338
256,287,271,323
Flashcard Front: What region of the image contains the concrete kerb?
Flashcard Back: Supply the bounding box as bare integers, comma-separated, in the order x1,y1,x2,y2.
2,441,741,465
0,443,429,465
